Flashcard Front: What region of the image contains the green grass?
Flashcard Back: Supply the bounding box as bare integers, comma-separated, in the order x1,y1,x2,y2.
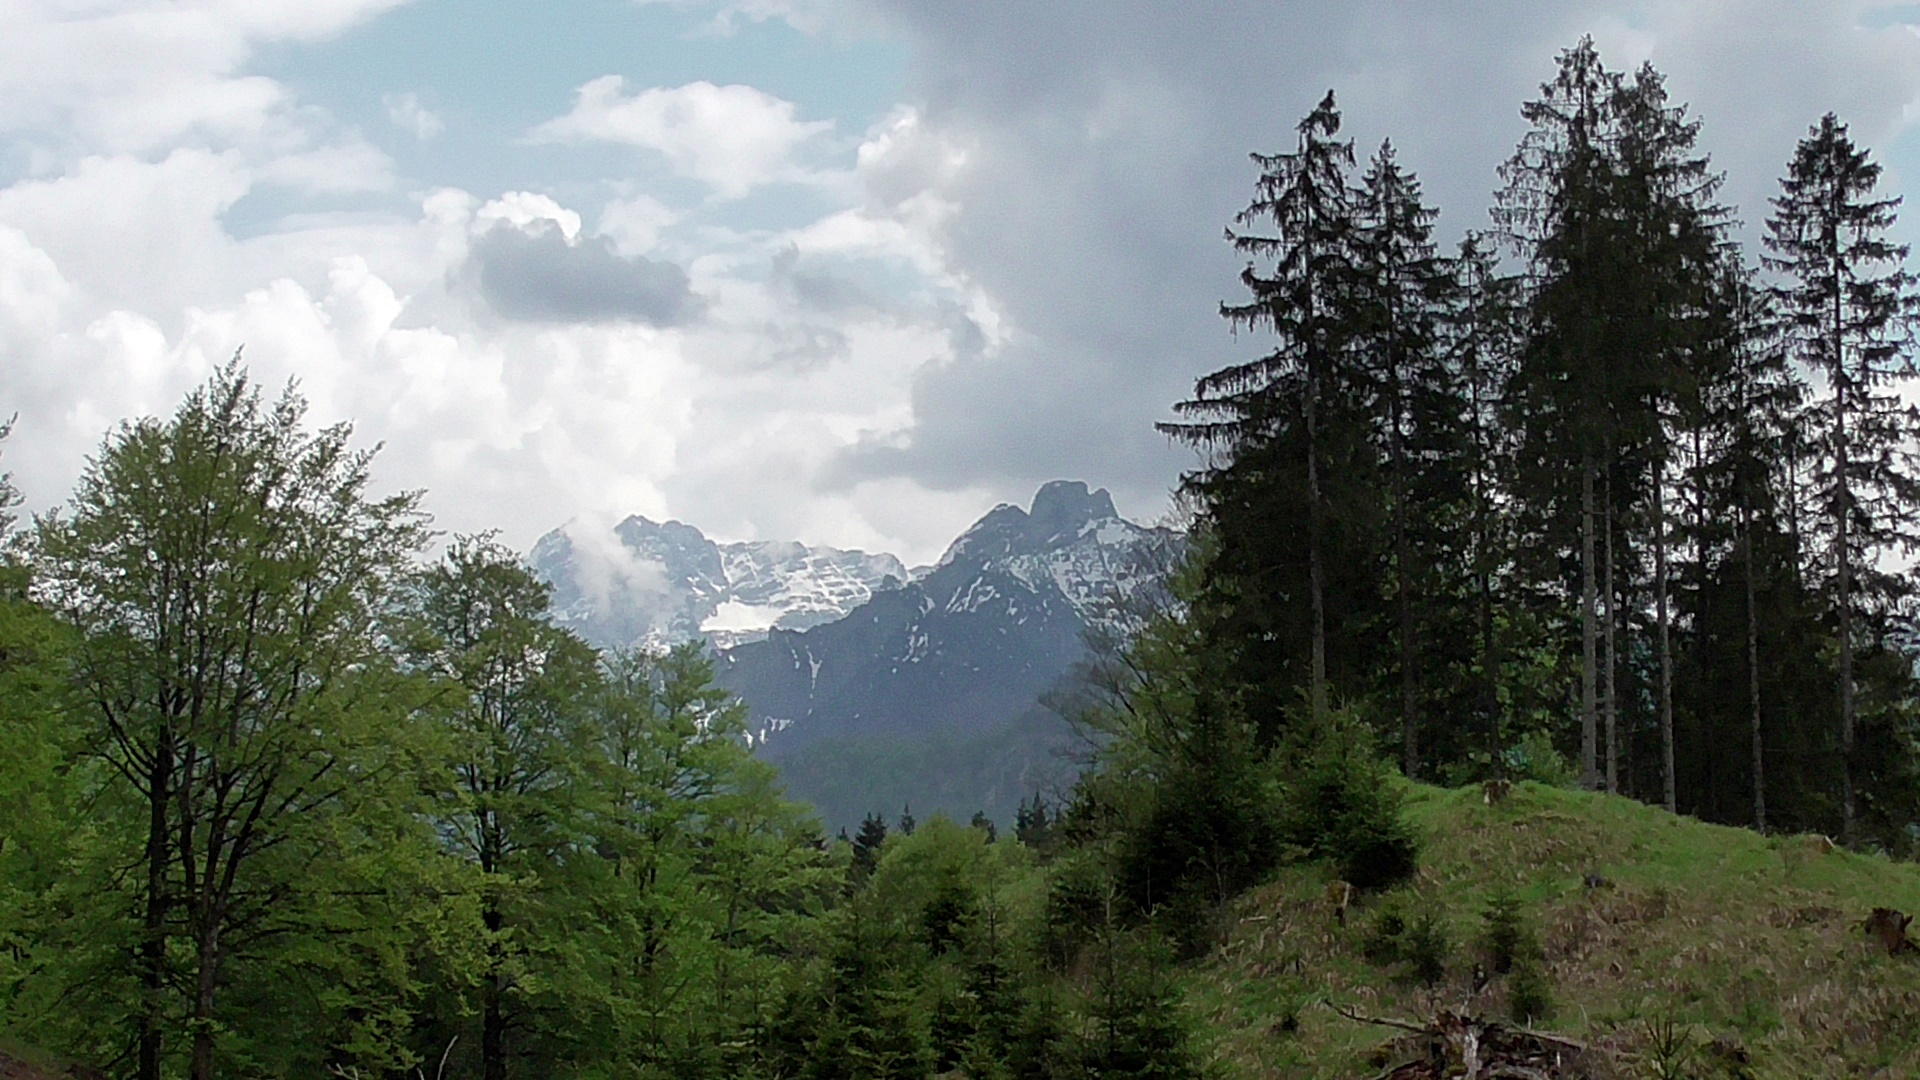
1184,782,1920,1078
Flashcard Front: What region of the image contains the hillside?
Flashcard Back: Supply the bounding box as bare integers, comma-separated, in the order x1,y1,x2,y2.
1185,782,1920,1078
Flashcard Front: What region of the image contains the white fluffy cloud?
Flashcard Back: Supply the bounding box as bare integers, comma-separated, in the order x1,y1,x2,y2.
0,2,1002,565
8,0,1920,572
534,77,835,197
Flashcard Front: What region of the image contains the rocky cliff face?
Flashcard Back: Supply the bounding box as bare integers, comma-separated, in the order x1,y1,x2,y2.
713,481,1182,753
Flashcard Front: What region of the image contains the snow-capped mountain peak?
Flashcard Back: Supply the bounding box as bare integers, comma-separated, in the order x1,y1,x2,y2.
529,517,906,651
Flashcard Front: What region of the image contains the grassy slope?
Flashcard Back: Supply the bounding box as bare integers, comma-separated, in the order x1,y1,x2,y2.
1185,781,1920,1078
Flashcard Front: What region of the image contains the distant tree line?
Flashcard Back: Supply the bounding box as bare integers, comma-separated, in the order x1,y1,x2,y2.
1160,37,1920,850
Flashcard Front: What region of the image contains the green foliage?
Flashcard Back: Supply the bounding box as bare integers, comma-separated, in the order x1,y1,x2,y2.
1276,709,1419,890
26,362,434,1079
1359,903,1449,987
1508,957,1556,1026
1502,729,1579,788
1078,930,1211,1080
1478,890,1540,976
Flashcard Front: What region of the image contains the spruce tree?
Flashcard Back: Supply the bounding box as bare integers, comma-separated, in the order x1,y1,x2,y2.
1610,60,1737,810
1763,113,1920,844
1163,90,1367,725
1450,234,1523,773
1352,140,1466,776
1499,42,1728,797
1496,38,1621,789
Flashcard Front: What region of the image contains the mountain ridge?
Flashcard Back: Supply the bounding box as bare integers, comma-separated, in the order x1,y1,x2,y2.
715,480,1182,754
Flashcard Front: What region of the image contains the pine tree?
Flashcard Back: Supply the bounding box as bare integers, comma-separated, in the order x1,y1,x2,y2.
1163,90,1368,725
1499,42,1729,798
851,813,890,884
1683,270,1806,831
1602,61,1740,809
1450,234,1523,773
1763,113,1920,844
1352,139,1465,776
1497,38,1621,789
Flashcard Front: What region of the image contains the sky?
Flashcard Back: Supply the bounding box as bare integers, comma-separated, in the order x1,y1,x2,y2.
3,1,1920,566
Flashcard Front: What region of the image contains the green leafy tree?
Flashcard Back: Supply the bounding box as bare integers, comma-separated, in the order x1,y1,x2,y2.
576,643,834,1077
406,536,601,1080
32,362,429,1080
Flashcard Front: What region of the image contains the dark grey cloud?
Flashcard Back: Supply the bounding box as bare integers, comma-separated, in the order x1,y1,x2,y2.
467,222,698,326
821,0,1920,518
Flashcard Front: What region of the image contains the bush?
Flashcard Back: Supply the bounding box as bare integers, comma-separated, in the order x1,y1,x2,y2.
1277,709,1419,890
1359,903,1449,986
1478,890,1540,976
1361,906,1409,966
1402,909,1451,987
1508,958,1554,1026
1503,730,1577,788
1110,708,1282,951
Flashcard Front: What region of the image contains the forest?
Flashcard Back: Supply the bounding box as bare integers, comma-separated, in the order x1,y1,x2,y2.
2,35,1919,1080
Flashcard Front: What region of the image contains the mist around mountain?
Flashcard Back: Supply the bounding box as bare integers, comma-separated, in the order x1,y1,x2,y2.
528,514,910,651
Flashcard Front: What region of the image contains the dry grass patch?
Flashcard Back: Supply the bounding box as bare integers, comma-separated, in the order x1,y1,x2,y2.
1184,782,1920,1078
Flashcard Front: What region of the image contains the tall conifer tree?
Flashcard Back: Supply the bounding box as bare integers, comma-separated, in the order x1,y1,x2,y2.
1763,113,1920,844
1163,90,1368,727
1353,140,1466,775
1496,39,1621,788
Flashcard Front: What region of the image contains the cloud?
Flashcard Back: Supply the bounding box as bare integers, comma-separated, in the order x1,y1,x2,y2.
791,0,1920,520
533,77,834,197
0,0,410,156
384,92,444,140
464,221,699,327
11,0,1920,577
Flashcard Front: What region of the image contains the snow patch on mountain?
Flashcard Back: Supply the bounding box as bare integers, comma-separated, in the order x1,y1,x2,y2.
529,517,908,651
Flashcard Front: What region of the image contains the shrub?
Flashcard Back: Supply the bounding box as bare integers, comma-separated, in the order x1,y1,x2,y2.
1508,958,1554,1026
1361,906,1410,966
1503,730,1577,788
1277,709,1419,890
1359,903,1449,986
1401,909,1451,987
1479,890,1540,976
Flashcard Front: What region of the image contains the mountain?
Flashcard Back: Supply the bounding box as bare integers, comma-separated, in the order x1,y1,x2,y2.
528,516,908,651
715,480,1180,755
530,480,1181,830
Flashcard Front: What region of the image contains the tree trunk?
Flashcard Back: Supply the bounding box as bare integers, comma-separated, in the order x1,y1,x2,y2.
1745,504,1767,833
1603,467,1619,795
484,895,507,1080
1306,353,1329,719
1838,368,1856,847
138,740,173,1080
1831,268,1856,846
1655,469,1676,813
1393,380,1416,777
190,926,220,1080
1580,454,1599,788
1482,568,1501,777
